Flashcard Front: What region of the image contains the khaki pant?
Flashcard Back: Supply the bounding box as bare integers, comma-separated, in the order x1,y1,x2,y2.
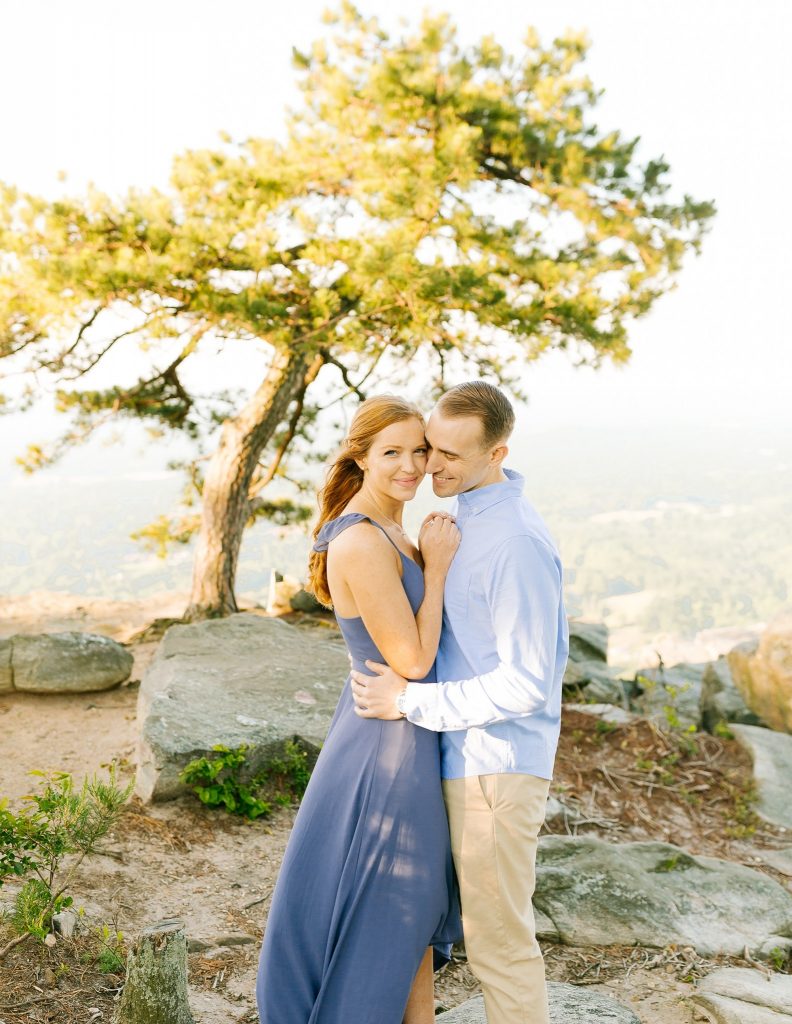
442,773,550,1024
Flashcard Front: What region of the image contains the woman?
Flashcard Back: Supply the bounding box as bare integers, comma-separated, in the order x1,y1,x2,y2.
256,395,462,1023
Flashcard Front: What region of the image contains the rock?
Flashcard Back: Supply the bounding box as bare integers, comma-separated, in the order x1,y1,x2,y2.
563,659,630,705
691,966,792,1024
534,836,792,957
0,637,12,692
187,932,255,953
209,933,256,948
568,621,608,664
701,656,763,732
289,588,325,614
53,910,78,938
266,572,302,615
135,613,349,802
728,612,792,733
732,724,792,829
564,703,637,725
534,906,560,942
10,632,133,693
436,984,640,1023
633,662,707,730
543,796,586,840
584,673,632,706
546,984,642,1023
754,847,792,877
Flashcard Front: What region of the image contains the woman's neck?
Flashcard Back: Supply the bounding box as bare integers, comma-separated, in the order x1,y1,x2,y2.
353,484,404,527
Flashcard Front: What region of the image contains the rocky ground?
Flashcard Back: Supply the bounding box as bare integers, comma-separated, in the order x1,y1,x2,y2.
1,593,790,1024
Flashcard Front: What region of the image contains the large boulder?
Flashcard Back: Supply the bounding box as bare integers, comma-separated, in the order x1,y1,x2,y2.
632,662,707,730
700,655,763,732
728,612,792,733
732,724,792,830
533,836,792,957
9,632,133,693
568,621,608,664
691,967,792,1024
562,659,630,705
437,985,640,1023
290,588,325,614
564,703,637,726
135,613,349,802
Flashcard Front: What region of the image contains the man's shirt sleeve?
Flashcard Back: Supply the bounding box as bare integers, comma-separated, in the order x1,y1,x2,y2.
404,534,562,732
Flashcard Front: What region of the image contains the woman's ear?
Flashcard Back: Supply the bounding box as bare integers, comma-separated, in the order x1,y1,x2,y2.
355,460,367,472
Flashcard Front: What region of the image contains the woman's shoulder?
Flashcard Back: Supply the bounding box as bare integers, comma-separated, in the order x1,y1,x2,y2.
329,515,406,575
314,512,379,552
329,513,386,551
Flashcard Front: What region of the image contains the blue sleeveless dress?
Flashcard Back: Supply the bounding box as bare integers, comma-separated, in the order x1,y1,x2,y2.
256,513,461,1023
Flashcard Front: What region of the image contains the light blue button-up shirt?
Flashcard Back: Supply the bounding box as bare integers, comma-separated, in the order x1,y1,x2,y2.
404,469,569,780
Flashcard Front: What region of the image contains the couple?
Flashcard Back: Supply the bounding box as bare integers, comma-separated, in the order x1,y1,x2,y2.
256,381,569,1023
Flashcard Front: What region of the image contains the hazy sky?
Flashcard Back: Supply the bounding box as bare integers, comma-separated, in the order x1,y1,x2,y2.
1,0,790,479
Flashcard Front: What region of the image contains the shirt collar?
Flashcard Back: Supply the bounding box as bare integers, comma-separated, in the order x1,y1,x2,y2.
455,468,524,516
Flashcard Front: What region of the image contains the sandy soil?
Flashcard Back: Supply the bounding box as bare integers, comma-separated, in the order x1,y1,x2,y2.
0,592,788,1023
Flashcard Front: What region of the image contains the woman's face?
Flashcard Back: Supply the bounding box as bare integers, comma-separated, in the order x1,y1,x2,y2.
360,417,428,501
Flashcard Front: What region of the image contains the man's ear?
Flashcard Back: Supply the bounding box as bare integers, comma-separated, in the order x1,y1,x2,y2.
490,443,508,467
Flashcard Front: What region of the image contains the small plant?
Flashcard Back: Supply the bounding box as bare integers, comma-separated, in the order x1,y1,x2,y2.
767,945,790,972
180,745,273,819
725,781,760,839
713,720,735,740
678,786,702,807
95,923,125,974
267,740,311,797
180,740,312,820
652,852,694,873
0,765,133,960
654,855,680,872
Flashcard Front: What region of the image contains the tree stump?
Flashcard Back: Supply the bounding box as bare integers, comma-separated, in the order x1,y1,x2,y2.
116,919,194,1024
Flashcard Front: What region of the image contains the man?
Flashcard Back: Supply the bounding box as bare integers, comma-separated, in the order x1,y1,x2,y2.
350,381,569,1024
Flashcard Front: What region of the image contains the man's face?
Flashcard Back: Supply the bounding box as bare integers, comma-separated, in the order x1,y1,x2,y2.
425,410,504,497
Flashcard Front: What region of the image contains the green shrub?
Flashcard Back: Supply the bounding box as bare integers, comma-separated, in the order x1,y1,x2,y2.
180,740,312,819
0,766,132,958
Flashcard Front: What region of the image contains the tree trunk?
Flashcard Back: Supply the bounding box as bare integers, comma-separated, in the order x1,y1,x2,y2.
115,919,194,1024
184,348,323,621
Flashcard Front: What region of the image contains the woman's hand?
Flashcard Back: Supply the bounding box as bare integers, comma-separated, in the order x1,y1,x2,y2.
419,510,455,533
419,514,460,577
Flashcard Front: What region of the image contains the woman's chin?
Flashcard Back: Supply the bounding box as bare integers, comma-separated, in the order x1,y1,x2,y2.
392,483,421,500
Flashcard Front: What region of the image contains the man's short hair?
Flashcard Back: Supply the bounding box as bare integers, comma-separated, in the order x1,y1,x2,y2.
437,381,515,449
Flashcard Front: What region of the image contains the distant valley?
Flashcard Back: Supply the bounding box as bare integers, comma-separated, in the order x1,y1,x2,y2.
1,422,789,671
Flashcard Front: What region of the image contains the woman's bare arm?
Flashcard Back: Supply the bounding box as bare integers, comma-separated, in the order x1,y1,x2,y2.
328,519,458,679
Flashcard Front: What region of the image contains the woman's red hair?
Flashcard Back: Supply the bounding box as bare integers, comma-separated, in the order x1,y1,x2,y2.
306,395,424,608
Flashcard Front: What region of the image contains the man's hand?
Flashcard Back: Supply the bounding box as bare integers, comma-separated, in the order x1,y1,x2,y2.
350,661,407,720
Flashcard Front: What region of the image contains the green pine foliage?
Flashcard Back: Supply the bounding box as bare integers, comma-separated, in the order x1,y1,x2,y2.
0,5,715,608
0,767,133,956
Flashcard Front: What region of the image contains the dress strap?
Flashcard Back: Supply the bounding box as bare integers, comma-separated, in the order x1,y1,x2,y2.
312,513,400,553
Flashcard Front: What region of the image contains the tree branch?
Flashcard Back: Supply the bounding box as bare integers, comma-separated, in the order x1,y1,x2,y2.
318,349,368,399
249,352,325,497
